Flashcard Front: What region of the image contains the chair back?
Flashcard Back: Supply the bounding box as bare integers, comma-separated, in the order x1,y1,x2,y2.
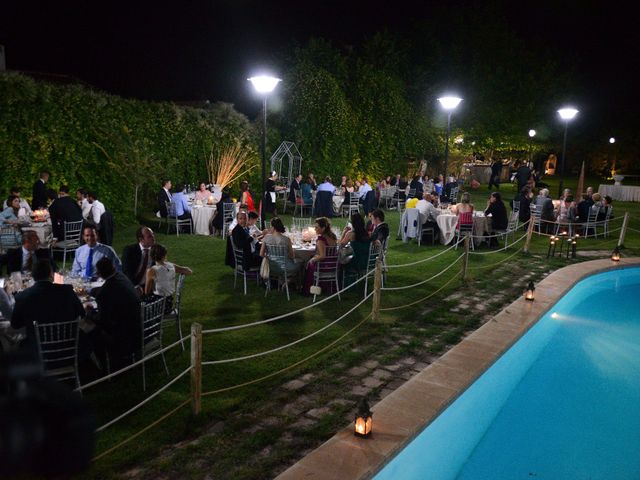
449,186,459,204
512,200,521,214
266,244,289,276
173,273,186,314
63,220,84,244
141,297,166,351
587,207,599,223
366,242,382,273
230,236,247,273
34,318,80,385
349,194,360,208
292,217,313,231
314,191,334,217
457,211,474,228
0,225,21,252
98,210,114,245
507,212,519,231
408,188,416,199
604,206,613,220
530,204,541,220
316,245,340,280
166,201,177,218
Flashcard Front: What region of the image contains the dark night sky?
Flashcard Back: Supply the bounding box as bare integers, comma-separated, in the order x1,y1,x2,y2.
2,0,637,133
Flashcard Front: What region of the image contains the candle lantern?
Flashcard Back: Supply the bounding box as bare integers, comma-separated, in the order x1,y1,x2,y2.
354,398,373,438
547,236,557,258
611,246,621,262
571,236,577,259
524,280,535,301
207,195,215,205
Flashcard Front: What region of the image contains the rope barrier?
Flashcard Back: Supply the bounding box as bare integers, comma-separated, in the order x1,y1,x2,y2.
379,269,462,312
202,292,373,366
96,366,192,432
384,239,462,269
201,312,373,397
381,253,464,291
92,399,190,462
468,230,529,255
75,337,187,392
467,246,524,270
201,273,368,334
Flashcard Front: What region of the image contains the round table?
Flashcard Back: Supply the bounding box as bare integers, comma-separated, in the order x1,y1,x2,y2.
21,220,53,246
191,205,217,235
436,212,488,245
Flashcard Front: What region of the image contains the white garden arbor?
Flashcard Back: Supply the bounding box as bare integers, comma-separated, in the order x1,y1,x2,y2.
270,141,303,185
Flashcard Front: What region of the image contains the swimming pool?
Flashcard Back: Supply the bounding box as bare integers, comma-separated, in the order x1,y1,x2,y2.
374,267,640,480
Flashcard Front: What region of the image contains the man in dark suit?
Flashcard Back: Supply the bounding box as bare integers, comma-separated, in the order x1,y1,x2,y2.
231,211,260,270
11,259,84,353
157,179,172,218
31,170,50,210
48,185,83,240
121,226,156,294
409,175,424,199
6,230,57,274
90,257,141,370
288,174,302,203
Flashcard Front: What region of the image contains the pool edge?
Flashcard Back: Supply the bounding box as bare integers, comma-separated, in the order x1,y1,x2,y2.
274,257,640,480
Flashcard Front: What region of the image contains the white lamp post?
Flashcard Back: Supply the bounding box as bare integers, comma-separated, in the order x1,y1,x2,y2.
557,107,578,175
437,95,463,184
528,129,536,163
248,75,281,223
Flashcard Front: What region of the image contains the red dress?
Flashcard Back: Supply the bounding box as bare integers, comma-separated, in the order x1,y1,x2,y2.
243,191,256,212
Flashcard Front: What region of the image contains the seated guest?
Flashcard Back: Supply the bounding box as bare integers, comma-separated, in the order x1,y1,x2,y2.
289,174,303,204
231,211,261,270
301,179,314,206
557,194,577,224
409,175,424,198
2,186,32,214
211,188,234,236
122,226,156,294
307,173,318,191
434,174,444,196
590,192,603,214
85,191,106,227
1,195,23,228
11,259,84,352
302,217,338,295
49,185,83,240
454,192,474,231
441,176,458,203
194,182,211,202
340,213,371,275
91,257,142,370
415,193,441,241
240,180,257,212
340,175,348,192
535,188,555,233
72,226,122,279
260,217,303,277
512,185,532,223
247,211,266,253
31,170,50,211
171,184,192,220
317,176,336,194
485,192,508,246
357,177,373,200
1,282,14,320
76,188,92,219
6,231,57,274
576,186,594,221
369,209,389,246
601,195,613,219
144,244,192,314
157,179,173,218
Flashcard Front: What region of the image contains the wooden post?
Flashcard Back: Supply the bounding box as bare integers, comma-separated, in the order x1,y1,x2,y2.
371,259,382,321
462,233,470,281
523,217,535,254
190,322,202,415
618,212,629,248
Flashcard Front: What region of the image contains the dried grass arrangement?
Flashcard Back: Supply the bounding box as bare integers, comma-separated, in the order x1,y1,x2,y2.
207,142,257,189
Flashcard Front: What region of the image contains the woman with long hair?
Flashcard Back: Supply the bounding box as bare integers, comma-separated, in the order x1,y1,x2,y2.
144,243,193,313
302,217,337,295
240,180,256,212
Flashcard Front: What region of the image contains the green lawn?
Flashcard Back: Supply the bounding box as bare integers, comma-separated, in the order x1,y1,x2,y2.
79,175,640,479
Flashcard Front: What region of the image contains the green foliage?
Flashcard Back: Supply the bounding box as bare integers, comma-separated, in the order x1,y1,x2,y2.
0,73,257,222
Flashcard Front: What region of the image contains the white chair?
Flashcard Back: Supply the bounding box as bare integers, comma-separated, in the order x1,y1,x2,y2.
455,212,475,250
530,204,542,234
503,212,520,247
378,186,396,210
264,244,296,301
161,274,186,350
407,188,417,199
584,208,600,238
312,245,340,303
140,297,168,391
165,201,193,236
282,189,297,214
34,318,81,392
512,200,521,215
0,225,21,254
363,242,382,297
221,203,236,240
342,193,361,218
448,186,460,204
418,222,436,246
603,206,613,237
291,217,313,231
393,188,406,212
50,220,84,270
230,236,260,295
293,190,313,217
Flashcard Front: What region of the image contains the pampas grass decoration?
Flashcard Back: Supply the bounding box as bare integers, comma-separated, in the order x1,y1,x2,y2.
207,142,257,189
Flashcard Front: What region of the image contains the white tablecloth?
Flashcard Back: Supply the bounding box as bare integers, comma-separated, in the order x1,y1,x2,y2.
436,212,488,245
598,184,640,202
191,205,216,235
22,221,53,246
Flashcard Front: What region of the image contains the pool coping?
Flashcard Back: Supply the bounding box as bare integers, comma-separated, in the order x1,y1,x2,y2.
275,257,640,480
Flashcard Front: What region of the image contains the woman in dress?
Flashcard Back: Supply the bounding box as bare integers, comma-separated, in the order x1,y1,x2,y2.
144,244,193,313
194,182,211,202
307,173,317,191
484,191,508,246
302,217,338,295
454,192,474,233
0,195,21,226
240,180,256,212
260,217,303,277
340,213,372,278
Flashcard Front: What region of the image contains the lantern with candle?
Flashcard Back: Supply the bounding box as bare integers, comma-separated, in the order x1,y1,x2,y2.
611,246,621,262
524,280,535,301
207,194,215,205
33,209,48,222
354,398,373,438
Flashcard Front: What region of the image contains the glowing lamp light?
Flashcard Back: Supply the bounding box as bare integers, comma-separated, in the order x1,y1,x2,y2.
207,195,215,205
354,398,373,438
247,75,281,94
611,246,621,262
609,137,616,144
438,96,463,110
529,129,537,138
558,108,579,120
525,281,535,301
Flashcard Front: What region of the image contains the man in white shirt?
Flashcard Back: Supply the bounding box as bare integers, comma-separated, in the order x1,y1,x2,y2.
317,176,336,193
86,192,106,227
76,188,92,219
357,177,373,199
2,186,32,215
71,226,121,279
415,193,441,239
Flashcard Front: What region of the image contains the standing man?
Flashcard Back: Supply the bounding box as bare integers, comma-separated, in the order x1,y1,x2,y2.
76,188,92,219
488,158,502,190
71,226,121,279
121,226,156,294
31,170,50,210
157,179,172,218
49,185,83,240
85,191,106,228
289,174,302,204
516,161,532,193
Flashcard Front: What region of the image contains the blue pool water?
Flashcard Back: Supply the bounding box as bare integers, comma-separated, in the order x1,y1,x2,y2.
374,267,640,480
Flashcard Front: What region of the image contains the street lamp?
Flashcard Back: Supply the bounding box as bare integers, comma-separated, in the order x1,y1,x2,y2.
248,74,281,223
557,107,578,176
528,129,536,163
437,95,463,183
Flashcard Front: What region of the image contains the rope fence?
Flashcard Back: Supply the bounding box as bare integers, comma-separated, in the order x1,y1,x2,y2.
381,253,464,291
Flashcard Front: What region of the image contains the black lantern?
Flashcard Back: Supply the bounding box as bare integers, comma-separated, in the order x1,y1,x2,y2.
525,280,535,301
611,246,621,262
354,398,373,438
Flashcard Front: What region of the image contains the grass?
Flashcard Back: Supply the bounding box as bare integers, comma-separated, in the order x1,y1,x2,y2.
78,175,640,480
